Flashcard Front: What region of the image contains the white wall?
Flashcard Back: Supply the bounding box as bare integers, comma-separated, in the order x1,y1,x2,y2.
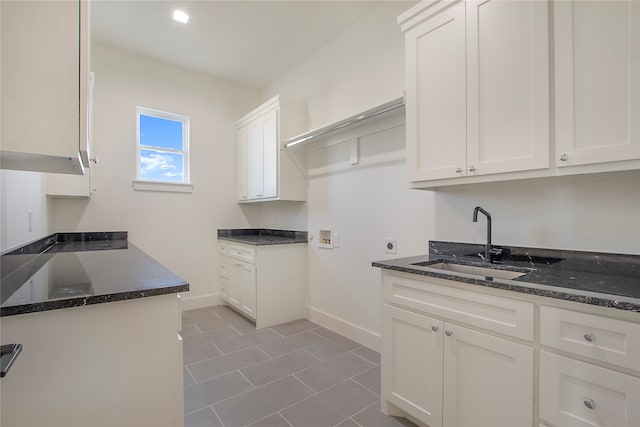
254,1,640,349
50,44,261,308
0,170,49,252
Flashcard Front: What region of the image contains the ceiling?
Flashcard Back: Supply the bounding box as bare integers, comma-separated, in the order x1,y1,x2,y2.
91,1,385,90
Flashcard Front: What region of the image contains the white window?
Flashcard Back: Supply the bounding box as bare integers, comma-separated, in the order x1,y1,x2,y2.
134,107,192,192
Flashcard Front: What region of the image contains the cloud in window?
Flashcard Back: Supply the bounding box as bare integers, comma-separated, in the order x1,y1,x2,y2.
141,153,175,173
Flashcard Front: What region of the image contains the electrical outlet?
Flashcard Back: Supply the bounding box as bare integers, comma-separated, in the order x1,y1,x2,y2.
384,238,397,254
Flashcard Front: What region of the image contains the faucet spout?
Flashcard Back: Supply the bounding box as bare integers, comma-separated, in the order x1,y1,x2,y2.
472,206,493,263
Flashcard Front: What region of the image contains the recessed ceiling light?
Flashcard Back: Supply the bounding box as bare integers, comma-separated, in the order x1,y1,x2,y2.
172,9,189,24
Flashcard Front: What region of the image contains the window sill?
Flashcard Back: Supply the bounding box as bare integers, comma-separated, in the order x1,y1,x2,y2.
132,180,194,193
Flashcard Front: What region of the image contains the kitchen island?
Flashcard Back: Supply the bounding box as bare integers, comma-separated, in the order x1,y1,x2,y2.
1,232,188,427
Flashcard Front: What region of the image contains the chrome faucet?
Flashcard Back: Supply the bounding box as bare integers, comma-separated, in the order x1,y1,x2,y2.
472,206,501,263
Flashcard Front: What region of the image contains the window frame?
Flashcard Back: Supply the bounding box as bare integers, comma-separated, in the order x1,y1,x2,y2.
135,107,191,189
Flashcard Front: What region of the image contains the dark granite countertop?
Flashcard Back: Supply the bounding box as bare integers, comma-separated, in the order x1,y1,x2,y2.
373,241,640,313
1,232,189,317
218,229,308,245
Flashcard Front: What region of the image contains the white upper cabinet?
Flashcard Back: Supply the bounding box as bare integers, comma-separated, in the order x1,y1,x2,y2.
236,96,307,203
400,0,550,182
555,0,640,167
1,0,92,175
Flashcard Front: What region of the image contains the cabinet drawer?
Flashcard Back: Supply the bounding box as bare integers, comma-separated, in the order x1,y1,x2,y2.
218,241,228,255
227,244,256,264
539,351,640,427
219,255,228,278
540,305,640,372
383,274,533,341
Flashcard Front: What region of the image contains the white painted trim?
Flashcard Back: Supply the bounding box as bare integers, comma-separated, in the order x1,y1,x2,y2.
308,306,381,352
179,293,221,312
132,180,194,193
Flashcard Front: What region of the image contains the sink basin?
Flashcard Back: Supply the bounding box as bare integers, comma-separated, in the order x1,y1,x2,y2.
412,261,527,280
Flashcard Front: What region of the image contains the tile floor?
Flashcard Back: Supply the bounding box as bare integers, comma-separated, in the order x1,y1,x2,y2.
181,305,416,427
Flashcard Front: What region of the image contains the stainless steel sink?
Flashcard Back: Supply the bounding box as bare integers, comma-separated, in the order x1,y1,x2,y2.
412,261,527,280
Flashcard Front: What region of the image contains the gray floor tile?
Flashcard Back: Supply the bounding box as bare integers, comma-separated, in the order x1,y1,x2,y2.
305,336,361,361
258,332,325,358
352,401,417,427
353,346,381,365
295,352,374,392
184,343,222,365
241,349,321,387
196,313,249,332
184,371,252,413
248,413,292,427
181,322,202,337
183,326,240,350
214,376,314,427
231,320,259,335
214,305,247,320
352,366,381,395
189,346,270,382
183,306,216,318
184,367,195,387
335,419,360,427
270,319,319,336
185,407,222,427
215,329,282,354
280,380,378,427
311,327,339,339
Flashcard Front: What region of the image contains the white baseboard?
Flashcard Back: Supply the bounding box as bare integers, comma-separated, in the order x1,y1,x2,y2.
179,293,221,312
308,306,381,352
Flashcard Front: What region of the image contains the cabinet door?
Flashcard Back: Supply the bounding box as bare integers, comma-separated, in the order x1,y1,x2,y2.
405,2,467,182
540,351,640,427
383,304,443,427
237,126,248,201
442,323,533,427
247,120,264,199
227,261,242,309
555,0,640,167
466,0,550,176
239,261,256,319
261,109,278,199
0,0,85,174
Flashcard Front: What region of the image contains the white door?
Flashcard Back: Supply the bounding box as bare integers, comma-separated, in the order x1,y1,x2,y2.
442,323,534,427
261,109,278,199
227,261,242,309
555,0,640,167
239,261,256,319
540,351,640,427
466,0,550,176
405,2,467,182
247,119,264,199
236,126,248,201
383,305,443,427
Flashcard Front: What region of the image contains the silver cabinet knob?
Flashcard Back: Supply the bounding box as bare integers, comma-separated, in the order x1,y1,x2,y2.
431,325,439,332
560,153,569,161
583,398,596,409
455,168,463,173
468,166,476,172
584,333,595,342
444,330,453,336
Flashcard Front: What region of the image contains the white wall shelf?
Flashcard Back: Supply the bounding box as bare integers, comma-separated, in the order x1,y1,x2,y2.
284,96,405,151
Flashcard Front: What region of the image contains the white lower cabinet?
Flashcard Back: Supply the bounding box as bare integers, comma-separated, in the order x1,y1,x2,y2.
382,273,534,427
539,351,640,427
218,240,307,329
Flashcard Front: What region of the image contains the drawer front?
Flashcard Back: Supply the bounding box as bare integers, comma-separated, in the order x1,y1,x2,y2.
227,244,256,264
219,255,228,278
540,305,640,372
218,240,228,255
383,273,533,341
540,351,640,427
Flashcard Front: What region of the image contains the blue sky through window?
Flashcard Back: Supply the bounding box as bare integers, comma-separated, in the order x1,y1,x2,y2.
138,112,187,183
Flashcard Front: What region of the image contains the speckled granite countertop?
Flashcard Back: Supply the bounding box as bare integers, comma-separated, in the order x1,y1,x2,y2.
1,232,189,317
373,241,640,313
218,229,308,245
